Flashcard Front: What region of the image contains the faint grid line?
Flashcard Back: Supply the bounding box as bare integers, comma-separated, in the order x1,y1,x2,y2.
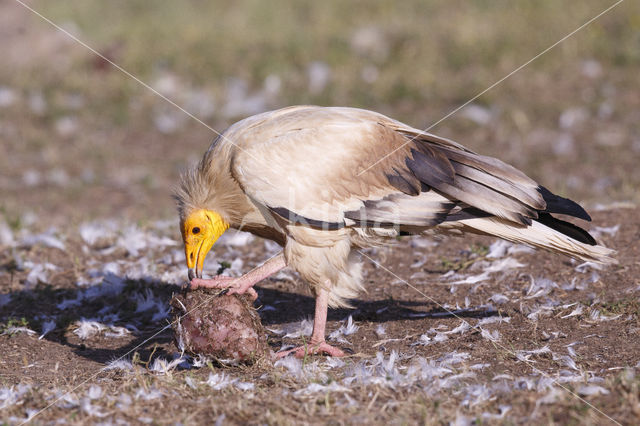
11,0,268,166
19,251,282,426
357,0,625,177
358,249,621,426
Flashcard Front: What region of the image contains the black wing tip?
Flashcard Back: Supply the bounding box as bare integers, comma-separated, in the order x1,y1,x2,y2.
538,186,592,221
537,212,597,246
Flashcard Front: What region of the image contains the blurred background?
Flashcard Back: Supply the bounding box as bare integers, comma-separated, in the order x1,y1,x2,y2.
1,0,638,232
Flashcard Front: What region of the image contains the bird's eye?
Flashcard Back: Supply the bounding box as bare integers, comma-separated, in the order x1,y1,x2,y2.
192,227,200,234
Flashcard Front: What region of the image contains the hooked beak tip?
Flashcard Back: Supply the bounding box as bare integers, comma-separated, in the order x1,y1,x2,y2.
188,267,203,281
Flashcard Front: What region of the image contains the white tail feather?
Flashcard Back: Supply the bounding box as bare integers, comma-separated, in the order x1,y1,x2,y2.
444,216,616,264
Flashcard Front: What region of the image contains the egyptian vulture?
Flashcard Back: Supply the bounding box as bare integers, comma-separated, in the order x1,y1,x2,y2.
175,105,614,358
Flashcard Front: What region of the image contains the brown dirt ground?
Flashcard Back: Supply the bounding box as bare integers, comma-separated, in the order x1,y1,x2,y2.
1,207,639,425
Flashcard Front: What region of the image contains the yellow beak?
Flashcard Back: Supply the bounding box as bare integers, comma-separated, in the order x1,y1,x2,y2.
182,209,229,281
186,237,214,281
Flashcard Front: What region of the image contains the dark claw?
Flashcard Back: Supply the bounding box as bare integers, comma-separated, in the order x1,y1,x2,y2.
188,268,196,281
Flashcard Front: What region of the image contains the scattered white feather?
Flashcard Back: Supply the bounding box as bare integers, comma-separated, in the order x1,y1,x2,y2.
410,236,437,248
74,319,106,339
526,303,556,321
185,376,198,389
206,373,233,390
448,321,471,335
439,351,470,367
24,262,59,288
413,334,432,346
410,257,427,269
559,355,579,371
116,393,132,410
38,320,56,340
470,363,491,370
191,354,210,369
149,356,186,375
328,316,359,343
55,392,80,409
3,326,36,336
277,318,313,339
480,328,500,342
486,257,526,273
526,277,559,299
80,386,108,418
234,381,255,391
80,399,108,418
274,357,328,382
87,385,102,400
116,226,148,257
450,270,489,285
274,356,304,378
101,262,121,276
0,384,31,410
452,258,524,285
578,385,610,396
488,293,509,304
482,405,511,420
375,324,386,337
561,305,584,319
21,229,65,250
433,332,448,343
515,346,551,362
104,326,130,338
487,240,511,259
535,388,564,406
323,357,346,369
589,309,622,322
105,359,135,371
294,382,351,396
0,219,14,246
575,261,604,273
478,316,511,326
135,387,164,400
73,319,130,340
79,221,117,246
413,323,472,347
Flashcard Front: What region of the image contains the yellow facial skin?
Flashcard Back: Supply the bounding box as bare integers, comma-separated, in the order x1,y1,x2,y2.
181,209,229,280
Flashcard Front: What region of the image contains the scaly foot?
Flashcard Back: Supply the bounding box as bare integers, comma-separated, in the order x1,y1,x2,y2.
189,276,258,301
276,340,346,358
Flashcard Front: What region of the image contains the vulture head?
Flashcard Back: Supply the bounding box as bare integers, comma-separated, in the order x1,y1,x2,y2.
174,160,234,280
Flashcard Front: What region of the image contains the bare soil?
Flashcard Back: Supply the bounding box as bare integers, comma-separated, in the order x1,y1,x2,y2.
1,207,639,425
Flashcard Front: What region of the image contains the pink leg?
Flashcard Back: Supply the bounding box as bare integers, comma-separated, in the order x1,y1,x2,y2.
276,285,346,358
189,253,286,301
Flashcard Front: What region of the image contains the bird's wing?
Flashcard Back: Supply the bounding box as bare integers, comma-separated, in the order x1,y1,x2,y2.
227,106,582,231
